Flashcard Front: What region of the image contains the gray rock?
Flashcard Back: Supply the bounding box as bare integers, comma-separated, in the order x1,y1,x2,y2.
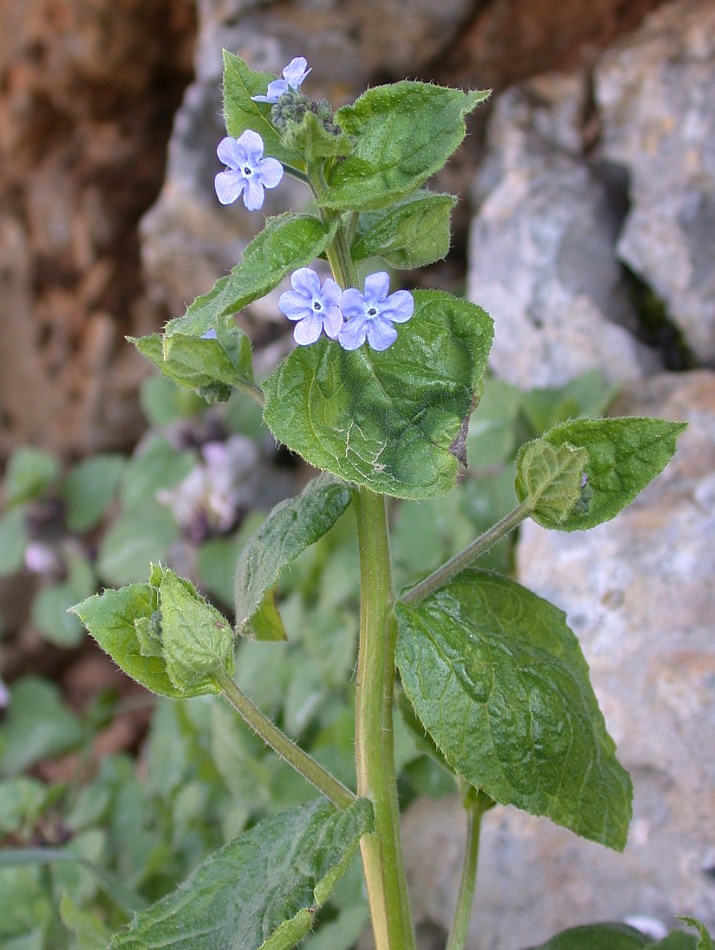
468,76,659,389
401,371,715,948
595,0,715,365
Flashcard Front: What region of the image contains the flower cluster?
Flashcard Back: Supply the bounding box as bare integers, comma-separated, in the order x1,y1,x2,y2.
280,268,414,352
214,58,414,350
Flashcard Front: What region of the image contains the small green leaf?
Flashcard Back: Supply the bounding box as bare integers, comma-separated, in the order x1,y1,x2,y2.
97,503,179,586
0,678,83,776
222,51,304,168
110,797,373,950
0,508,27,576
235,473,352,638
263,290,493,499
515,439,589,526
526,417,687,530
118,436,197,512
31,556,94,647
165,214,337,338
320,82,489,210
352,192,457,268
395,571,632,849
522,923,654,949
282,111,354,162
71,584,208,699
158,567,235,692
60,453,125,532
60,893,113,950
131,320,254,403
677,918,714,950
3,448,60,507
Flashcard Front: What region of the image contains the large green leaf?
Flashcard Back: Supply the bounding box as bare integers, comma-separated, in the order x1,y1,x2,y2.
320,82,489,210
517,417,686,531
165,214,338,338
234,474,352,639
352,192,457,269
222,52,305,168
110,797,373,950
263,290,493,499
395,571,632,849
522,923,654,950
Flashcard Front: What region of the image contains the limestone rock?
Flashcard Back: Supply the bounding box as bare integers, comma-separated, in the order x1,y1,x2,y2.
467,76,659,388
595,0,715,365
401,370,715,947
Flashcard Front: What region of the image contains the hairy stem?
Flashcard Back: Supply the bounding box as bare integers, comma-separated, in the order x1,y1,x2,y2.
400,499,533,606
446,789,491,950
215,667,355,809
353,487,416,950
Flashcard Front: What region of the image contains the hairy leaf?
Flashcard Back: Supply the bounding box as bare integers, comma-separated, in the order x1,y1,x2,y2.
235,473,352,639
395,571,632,849
263,290,493,499
110,797,373,950
352,192,457,268
515,440,589,525
165,214,337,338
320,82,489,210
519,417,686,530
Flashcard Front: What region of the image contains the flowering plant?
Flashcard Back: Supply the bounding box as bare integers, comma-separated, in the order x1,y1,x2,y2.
69,53,702,950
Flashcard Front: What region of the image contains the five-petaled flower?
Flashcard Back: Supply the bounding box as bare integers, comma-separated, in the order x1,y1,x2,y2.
214,130,284,210
252,57,311,104
338,272,414,351
279,268,343,345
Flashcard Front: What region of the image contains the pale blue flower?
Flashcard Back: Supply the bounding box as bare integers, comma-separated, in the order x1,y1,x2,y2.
214,130,283,210
279,268,343,345
253,57,311,103
338,273,414,351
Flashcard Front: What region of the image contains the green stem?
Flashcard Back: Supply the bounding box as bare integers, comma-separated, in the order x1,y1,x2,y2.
236,379,265,408
215,667,355,809
309,163,359,289
446,791,489,950
400,499,534,606
352,487,416,950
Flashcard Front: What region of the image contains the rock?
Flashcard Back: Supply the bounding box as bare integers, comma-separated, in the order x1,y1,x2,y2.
595,0,715,365
467,75,660,388
401,371,715,946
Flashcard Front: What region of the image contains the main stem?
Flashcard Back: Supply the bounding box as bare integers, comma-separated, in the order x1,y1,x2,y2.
353,487,416,950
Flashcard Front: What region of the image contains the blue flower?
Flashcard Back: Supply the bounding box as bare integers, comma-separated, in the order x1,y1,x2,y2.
253,57,311,104
214,130,284,210
279,268,343,345
338,273,414,351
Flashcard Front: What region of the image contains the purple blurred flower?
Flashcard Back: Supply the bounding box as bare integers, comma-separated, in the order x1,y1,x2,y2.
279,268,343,345
338,273,414,351
214,130,283,210
252,57,311,103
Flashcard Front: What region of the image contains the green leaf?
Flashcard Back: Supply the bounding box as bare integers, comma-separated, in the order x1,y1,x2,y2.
118,436,197,511
222,51,304,168
677,918,714,950
520,370,617,437
235,474,352,638
515,439,589,526
352,192,457,268
165,214,337,338
110,797,373,950
0,507,27,576
263,290,493,499
282,111,354,162
522,923,654,949
70,583,202,699
60,453,125,532
31,575,91,647
131,319,254,404
157,567,235,692
320,82,489,210
520,417,687,530
395,571,632,849
0,678,83,776
60,893,113,950
3,447,60,507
